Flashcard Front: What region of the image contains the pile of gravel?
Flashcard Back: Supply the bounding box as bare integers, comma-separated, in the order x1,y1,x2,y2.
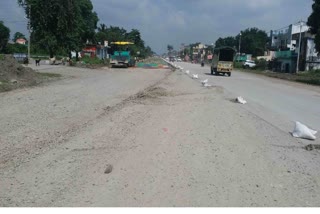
0,55,37,92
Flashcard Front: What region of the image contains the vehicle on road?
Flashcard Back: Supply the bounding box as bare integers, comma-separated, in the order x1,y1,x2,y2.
211,46,236,77
243,60,256,69
110,42,136,68
169,56,175,62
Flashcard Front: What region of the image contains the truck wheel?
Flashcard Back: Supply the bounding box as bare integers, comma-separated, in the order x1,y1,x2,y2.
228,72,231,77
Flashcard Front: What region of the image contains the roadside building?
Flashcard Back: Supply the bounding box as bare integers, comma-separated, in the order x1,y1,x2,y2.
15,38,27,45
270,22,320,72
81,41,109,59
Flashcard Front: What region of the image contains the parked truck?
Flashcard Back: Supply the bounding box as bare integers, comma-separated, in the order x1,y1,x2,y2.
211,46,236,77
110,42,135,68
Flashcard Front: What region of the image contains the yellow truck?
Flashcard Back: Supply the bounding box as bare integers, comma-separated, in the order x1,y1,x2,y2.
211,47,236,77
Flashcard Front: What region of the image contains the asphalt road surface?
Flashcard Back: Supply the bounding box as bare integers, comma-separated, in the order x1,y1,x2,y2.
177,62,320,132
0,63,320,207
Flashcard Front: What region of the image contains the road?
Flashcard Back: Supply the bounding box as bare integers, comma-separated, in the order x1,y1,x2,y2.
177,62,320,132
0,63,320,207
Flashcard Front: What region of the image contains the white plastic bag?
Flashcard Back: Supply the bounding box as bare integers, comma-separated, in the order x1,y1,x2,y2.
236,96,247,104
201,79,208,85
192,74,199,79
292,122,317,140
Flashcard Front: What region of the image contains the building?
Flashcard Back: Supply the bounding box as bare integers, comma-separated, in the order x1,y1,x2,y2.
15,38,27,45
270,22,320,72
81,41,109,59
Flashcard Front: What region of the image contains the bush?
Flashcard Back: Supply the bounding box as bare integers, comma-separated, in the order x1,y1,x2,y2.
254,59,268,70
81,56,104,65
234,62,243,69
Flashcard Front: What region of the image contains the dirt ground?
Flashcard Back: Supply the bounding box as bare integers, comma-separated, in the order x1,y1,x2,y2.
0,65,320,207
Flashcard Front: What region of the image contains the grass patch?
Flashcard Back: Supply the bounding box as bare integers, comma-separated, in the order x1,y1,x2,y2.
239,68,320,86
0,54,5,61
0,81,11,92
81,56,104,65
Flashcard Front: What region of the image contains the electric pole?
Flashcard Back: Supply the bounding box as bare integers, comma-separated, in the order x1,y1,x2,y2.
28,5,31,64
296,20,303,73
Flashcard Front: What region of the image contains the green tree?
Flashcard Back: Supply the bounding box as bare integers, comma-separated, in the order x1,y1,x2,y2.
13,32,26,42
237,28,268,57
0,21,10,53
96,24,151,58
167,45,173,56
215,37,237,49
307,0,320,53
18,0,98,58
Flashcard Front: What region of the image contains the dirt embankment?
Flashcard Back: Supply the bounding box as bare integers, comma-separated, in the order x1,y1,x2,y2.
0,55,61,92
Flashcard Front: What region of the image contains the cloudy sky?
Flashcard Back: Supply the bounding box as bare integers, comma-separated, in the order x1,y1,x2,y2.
0,0,314,54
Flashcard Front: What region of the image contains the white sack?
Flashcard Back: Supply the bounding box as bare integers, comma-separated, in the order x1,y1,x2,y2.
192,74,199,79
292,122,317,140
201,79,208,85
236,96,247,104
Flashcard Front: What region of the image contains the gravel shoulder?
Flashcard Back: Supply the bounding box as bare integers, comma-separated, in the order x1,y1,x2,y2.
1,66,320,207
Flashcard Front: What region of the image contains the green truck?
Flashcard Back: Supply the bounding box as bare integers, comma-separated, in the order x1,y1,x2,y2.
110,42,136,68
211,47,236,77
110,51,135,68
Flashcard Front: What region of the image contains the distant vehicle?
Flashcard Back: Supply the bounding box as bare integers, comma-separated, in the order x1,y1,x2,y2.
13,53,27,63
169,56,175,62
177,57,182,62
211,46,236,77
110,41,135,68
243,60,256,68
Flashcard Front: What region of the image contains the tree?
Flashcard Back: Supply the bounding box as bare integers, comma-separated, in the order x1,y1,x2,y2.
237,28,268,57
17,0,98,58
307,0,320,53
167,45,173,56
0,21,10,53
13,32,26,42
215,37,237,49
96,24,151,57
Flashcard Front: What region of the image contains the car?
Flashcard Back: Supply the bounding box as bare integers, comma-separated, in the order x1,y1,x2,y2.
243,60,256,68
176,57,182,62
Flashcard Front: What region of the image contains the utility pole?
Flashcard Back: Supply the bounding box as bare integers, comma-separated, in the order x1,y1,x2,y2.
27,5,31,64
296,20,303,73
239,32,242,55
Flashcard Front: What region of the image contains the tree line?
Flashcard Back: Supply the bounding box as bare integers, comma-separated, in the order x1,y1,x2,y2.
0,0,153,58
214,27,269,57
169,0,320,59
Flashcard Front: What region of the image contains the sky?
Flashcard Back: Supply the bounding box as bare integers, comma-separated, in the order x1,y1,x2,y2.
0,0,314,54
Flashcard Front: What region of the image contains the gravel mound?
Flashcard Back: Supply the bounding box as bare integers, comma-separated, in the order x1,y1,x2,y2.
0,55,37,92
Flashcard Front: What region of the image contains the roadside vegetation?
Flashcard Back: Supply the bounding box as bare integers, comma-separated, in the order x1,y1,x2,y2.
236,62,320,86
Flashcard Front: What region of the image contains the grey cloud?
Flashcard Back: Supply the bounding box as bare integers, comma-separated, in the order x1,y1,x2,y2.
0,0,314,53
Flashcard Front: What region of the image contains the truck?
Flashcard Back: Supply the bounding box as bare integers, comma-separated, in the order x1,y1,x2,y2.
110,42,136,68
211,46,236,77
